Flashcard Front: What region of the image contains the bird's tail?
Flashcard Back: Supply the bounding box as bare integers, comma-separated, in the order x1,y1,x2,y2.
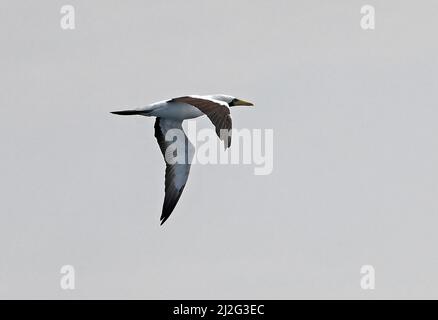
110,110,141,115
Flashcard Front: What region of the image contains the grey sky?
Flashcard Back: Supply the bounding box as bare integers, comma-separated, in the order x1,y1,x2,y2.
1,0,438,299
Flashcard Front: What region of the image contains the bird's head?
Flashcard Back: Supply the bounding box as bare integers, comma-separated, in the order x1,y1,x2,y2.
210,94,254,107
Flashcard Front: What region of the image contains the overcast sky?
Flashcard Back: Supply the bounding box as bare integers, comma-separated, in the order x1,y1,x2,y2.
1,0,438,299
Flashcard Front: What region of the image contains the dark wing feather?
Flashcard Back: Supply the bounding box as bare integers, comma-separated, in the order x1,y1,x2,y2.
154,118,194,225
170,96,232,148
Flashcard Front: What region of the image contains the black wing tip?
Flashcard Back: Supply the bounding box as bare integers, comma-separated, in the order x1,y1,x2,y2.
159,203,173,226
226,137,231,149
159,206,174,226
221,134,232,149
160,213,173,226
159,184,187,226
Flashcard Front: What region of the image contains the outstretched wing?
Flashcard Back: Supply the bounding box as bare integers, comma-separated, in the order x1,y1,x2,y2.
170,96,232,148
154,117,194,225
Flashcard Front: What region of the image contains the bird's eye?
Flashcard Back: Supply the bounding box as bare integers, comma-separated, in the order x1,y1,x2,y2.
229,98,238,107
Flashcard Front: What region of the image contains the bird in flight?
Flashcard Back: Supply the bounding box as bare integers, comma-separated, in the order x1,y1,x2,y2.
111,94,254,225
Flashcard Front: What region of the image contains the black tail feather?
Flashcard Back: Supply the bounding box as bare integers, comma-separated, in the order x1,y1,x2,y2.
111,110,140,115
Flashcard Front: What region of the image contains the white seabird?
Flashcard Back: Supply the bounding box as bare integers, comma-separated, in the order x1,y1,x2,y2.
111,94,254,225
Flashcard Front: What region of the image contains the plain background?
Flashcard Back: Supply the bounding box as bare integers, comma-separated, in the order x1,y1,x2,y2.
1,0,438,299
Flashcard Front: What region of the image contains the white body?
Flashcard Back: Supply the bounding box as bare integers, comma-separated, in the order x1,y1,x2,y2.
135,95,231,120
146,101,204,120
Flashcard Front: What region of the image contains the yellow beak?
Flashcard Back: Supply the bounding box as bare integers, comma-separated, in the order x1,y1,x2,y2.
233,98,254,106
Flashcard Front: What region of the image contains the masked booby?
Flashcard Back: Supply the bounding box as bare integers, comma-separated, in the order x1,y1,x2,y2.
111,94,253,225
